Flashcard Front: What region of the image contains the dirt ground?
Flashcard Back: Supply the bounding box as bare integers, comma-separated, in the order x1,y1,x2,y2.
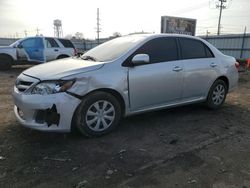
0,66,250,188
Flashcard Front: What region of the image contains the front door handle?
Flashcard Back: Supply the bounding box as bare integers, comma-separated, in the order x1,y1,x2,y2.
173,66,183,72
54,49,59,52
210,63,217,67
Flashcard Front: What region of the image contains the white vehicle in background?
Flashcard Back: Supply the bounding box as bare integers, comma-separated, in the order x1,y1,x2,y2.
0,36,77,70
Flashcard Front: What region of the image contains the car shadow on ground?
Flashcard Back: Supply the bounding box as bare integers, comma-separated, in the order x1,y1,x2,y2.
3,101,247,145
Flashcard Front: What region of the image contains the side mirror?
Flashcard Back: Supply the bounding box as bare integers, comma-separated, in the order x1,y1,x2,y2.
17,44,23,48
131,54,150,65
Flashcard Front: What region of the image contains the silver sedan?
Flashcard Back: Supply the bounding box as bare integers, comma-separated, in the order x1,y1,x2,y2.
12,34,239,136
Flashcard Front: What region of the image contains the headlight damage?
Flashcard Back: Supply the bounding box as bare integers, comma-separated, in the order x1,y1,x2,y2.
31,80,75,95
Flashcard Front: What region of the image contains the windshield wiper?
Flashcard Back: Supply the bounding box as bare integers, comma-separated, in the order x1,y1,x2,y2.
81,55,98,62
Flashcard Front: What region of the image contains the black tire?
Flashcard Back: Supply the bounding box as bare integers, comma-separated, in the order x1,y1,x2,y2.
75,91,122,137
206,79,227,110
0,55,12,70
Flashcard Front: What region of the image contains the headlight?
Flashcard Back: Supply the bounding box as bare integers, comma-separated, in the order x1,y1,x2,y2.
31,80,75,95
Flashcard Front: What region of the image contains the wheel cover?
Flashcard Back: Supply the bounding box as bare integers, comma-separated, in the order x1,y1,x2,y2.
85,100,115,132
212,84,225,105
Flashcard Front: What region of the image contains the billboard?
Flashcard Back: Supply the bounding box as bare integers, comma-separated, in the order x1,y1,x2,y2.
161,16,196,36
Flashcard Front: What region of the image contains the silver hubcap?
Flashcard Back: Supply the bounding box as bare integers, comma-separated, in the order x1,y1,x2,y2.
85,100,115,131
212,84,225,105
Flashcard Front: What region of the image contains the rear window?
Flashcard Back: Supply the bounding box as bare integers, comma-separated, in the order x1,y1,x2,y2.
58,39,74,48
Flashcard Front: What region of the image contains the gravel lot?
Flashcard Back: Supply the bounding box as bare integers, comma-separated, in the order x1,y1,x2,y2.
0,66,250,188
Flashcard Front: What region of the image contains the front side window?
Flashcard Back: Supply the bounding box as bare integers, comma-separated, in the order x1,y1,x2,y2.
179,38,214,59
21,38,37,48
130,37,178,64
21,38,43,48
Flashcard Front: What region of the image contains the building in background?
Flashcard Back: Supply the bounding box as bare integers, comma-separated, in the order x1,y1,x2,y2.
161,16,196,36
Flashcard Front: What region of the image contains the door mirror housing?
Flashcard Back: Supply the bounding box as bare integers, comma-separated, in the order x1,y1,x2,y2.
131,54,150,65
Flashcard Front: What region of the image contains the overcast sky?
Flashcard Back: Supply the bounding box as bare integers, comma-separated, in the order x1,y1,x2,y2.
0,0,249,39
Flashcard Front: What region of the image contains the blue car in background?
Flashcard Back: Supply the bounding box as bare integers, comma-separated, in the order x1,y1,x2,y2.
0,36,76,70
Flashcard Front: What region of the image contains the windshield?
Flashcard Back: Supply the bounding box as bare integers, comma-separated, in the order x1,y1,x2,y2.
10,40,20,47
82,35,147,62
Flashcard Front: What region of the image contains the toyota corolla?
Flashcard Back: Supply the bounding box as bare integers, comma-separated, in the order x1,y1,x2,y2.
12,34,238,137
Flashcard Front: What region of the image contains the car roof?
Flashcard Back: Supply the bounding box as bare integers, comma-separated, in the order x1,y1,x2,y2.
22,36,70,40
128,33,201,40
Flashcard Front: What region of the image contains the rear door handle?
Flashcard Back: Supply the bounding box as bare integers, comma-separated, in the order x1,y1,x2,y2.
173,66,183,72
54,49,59,52
210,63,217,67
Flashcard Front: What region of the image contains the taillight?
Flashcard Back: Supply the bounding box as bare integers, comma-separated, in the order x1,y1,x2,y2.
73,48,77,56
235,62,240,70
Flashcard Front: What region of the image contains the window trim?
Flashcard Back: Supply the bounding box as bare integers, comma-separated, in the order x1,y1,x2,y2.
122,37,180,67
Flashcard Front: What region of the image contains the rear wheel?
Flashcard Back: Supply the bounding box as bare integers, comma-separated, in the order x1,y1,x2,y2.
206,79,227,109
0,55,12,70
75,91,122,137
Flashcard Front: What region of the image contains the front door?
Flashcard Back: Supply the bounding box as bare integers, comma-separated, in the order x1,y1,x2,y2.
17,37,45,63
127,37,184,111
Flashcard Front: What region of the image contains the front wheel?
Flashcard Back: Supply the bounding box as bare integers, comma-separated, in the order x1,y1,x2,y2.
75,91,122,137
206,79,227,110
0,56,12,70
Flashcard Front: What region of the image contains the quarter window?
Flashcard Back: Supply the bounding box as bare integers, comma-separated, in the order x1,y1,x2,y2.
133,37,178,63
58,39,74,48
179,38,214,59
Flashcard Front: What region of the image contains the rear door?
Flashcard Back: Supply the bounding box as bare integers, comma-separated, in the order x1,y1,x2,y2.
127,37,184,111
178,37,219,100
44,38,60,61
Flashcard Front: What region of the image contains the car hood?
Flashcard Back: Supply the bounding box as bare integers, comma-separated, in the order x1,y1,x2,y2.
23,57,105,80
0,46,13,50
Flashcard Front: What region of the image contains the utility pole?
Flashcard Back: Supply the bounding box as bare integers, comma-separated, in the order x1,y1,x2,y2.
206,30,210,39
96,8,101,45
36,28,40,36
24,30,27,37
216,0,227,35
240,26,247,58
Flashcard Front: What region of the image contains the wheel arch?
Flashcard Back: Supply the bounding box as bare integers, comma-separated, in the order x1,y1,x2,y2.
0,53,14,62
70,88,126,132
215,75,229,92
206,75,229,100
57,54,70,59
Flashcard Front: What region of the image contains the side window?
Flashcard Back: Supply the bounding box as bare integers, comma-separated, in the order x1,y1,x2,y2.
21,38,37,48
58,39,74,48
21,38,43,48
180,38,213,59
133,37,178,63
45,38,59,48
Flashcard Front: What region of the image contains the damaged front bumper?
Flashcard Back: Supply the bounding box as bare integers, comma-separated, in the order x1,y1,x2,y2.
12,87,81,132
